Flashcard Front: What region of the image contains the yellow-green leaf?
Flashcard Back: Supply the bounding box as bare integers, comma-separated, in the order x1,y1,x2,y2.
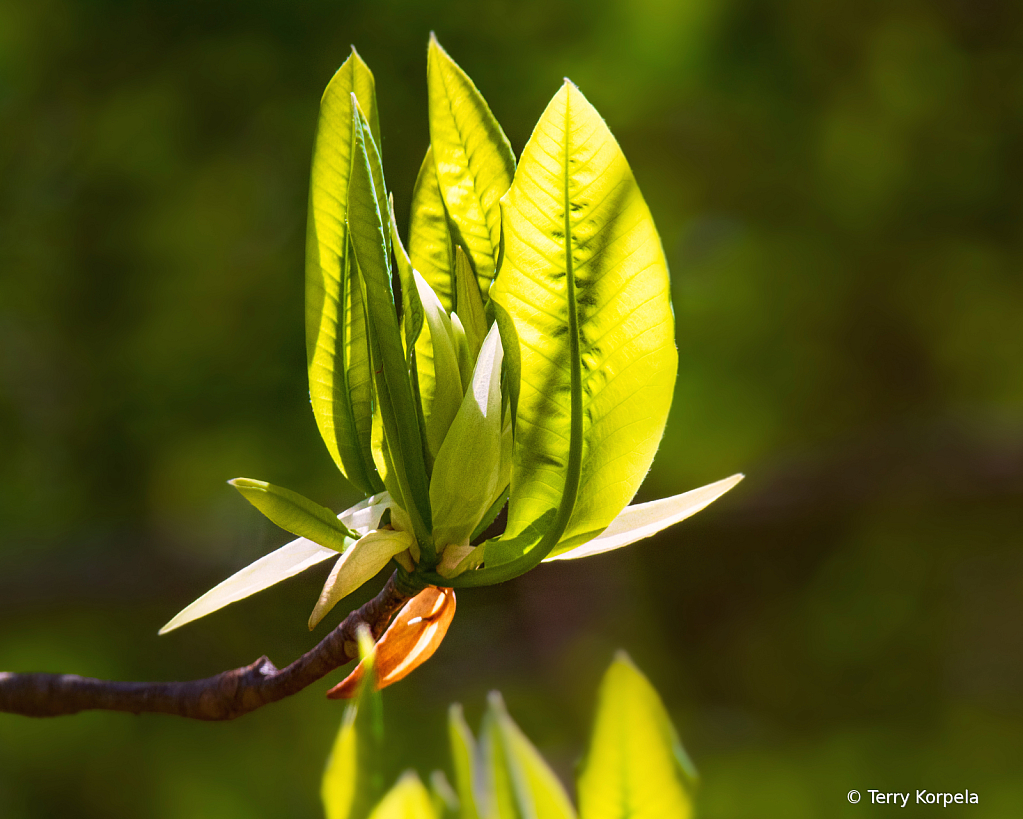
577,653,695,819
409,147,456,312
448,705,481,819
309,529,415,629
348,99,434,549
306,49,383,495
487,693,577,819
229,478,358,548
430,324,504,553
414,271,464,459
453,246,487,363
322,629,386,819
389,194,425,357
427,35,515,296
490,80,677,561
367,772,438,819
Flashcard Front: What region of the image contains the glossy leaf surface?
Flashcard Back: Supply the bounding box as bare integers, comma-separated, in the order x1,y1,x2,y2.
306,50,382,495
491,80,677,561
427,35,515,295
229,478,358,549
577,653,695,819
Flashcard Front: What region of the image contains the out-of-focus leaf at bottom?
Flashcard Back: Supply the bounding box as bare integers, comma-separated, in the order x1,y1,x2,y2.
577,652,695,819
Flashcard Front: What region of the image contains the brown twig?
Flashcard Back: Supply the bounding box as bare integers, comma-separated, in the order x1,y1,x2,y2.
0,571,411,720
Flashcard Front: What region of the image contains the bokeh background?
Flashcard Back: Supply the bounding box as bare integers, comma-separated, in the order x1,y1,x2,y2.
2,0,1021,816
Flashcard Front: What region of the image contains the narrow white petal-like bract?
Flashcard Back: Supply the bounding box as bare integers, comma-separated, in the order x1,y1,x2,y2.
544,474,743,562
159,493,392,634
308,528,415,630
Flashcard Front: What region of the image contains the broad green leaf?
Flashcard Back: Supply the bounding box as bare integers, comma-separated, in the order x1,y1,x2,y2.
409,147,456,312
453,247,487,363
368,772,438,819
577,653,695,819
322,629,386,819
430,325,504,552
306,49,383,495
229,478,358,548
490,80,677,561
545,474,743,561
309,529,416,629
448,705,481,819
347,100,434,551
415,271,464,459
389,194,425,357
159,493,391,634
427,35,515,296
486,693,577,819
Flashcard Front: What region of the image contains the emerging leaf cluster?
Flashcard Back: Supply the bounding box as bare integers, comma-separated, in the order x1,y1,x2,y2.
160,37,741,637
324,650,697,819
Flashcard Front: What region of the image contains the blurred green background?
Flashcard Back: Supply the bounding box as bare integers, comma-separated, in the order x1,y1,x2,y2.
1,0,1021,816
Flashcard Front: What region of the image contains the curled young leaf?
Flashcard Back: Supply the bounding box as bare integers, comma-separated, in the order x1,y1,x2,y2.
327,586,456,698
306,49,383,496
310,528,417,630
415,271,464,459
430,325,505,554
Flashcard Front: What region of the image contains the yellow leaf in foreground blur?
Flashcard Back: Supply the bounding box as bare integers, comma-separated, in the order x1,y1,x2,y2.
578,652,695,819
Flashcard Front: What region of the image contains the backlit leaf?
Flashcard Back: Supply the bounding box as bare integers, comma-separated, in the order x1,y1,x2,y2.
429,325,504,552
367,772,438,819
347,100,434,550
486,693,577,819
427,35,515,296
488,80,677,568
409,147,456,312
306,49,383,495
322,629,386,819
453,246,487,362
577,653,695,819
